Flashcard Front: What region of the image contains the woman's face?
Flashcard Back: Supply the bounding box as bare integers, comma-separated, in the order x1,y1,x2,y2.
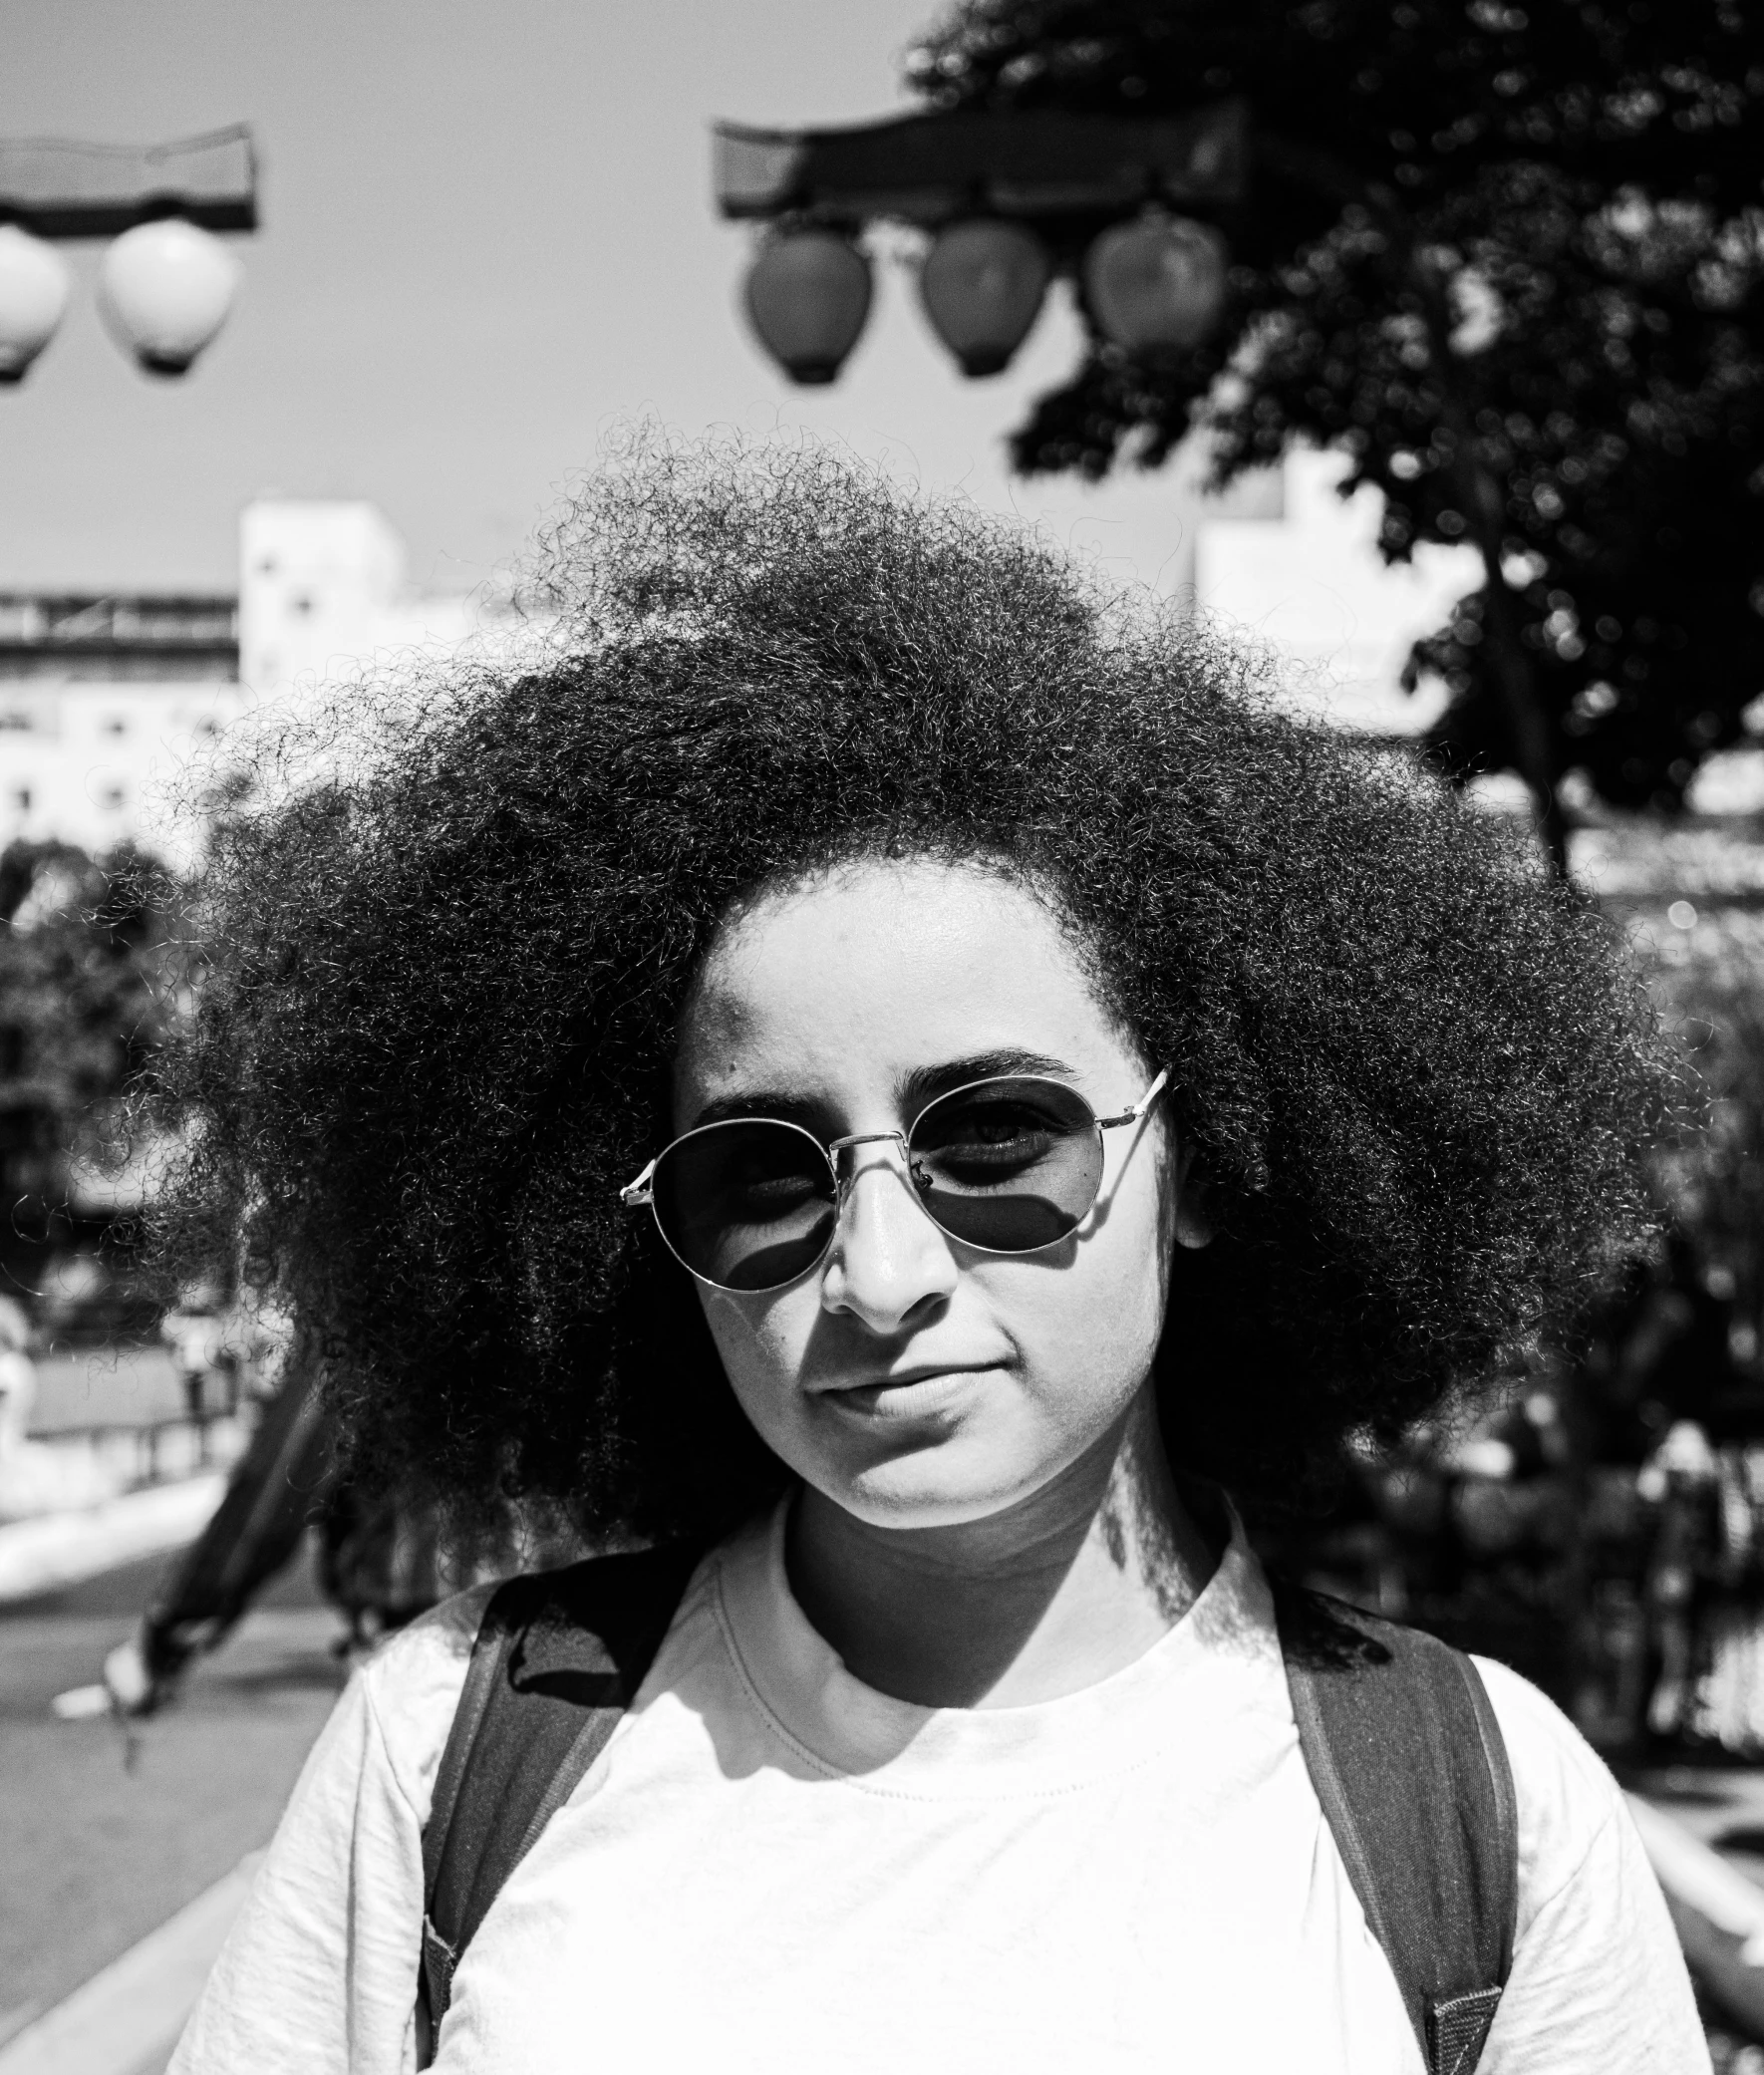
674,856,1202,1531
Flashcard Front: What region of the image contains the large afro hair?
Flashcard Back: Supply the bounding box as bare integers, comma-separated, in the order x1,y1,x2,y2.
152,431,1667,1543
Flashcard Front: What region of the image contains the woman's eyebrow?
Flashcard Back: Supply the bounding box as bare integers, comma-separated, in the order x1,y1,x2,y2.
685,1050,1077,1134
899,1049,1077,1106
687,1089,822,1132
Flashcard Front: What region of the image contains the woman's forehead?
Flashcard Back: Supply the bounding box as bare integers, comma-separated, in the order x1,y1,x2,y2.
674,858,1137,1111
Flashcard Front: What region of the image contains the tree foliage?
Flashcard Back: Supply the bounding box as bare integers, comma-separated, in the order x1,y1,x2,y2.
1642,902,1764,1326
0,841,173,1297
908,0,1764,816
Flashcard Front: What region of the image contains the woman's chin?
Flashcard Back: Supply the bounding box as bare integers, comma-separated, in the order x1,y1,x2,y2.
809,1438,1057,1534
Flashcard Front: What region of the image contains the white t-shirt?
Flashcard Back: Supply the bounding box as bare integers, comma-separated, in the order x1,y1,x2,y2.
170,1503,1707,2075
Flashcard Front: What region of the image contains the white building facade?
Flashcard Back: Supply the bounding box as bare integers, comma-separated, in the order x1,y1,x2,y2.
0,596,243,858
1194,447,1480,738
0,502,484,863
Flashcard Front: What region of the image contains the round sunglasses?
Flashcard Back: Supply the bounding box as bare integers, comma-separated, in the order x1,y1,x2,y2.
620,1067,1170,1294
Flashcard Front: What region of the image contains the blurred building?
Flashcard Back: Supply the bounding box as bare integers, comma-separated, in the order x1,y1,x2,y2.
0,594,241,855
238,502,479,709
0,501,485,860
1196,448,1476,739
2,464,1757,856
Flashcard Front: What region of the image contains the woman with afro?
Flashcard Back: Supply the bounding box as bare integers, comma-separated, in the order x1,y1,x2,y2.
167,436,1702,2074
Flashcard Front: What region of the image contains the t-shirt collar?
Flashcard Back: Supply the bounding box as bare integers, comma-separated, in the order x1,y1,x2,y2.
709,1490,1282,1796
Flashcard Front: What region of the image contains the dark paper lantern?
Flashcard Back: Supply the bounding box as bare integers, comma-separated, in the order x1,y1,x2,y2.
919,218,1050,378
743,229,873,385
1083,214,1228,355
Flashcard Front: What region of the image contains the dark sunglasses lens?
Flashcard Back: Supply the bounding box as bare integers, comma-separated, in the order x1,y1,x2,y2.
908,1077,1103,1253
652,1120,836,1291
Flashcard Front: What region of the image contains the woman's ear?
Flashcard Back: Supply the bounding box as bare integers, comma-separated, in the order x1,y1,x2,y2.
1171,1139,1214,1251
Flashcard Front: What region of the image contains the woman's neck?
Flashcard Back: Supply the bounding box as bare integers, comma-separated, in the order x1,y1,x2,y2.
783,1389,1222,1708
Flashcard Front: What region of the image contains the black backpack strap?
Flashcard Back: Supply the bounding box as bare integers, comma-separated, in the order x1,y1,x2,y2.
1278,1589,1518,2075
414,1540,704,2067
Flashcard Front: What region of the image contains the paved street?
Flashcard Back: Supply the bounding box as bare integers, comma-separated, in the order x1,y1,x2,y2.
0,1539,345,2057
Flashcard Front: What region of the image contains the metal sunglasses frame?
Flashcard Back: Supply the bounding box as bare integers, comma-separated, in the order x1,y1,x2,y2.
619,1065,1171,1291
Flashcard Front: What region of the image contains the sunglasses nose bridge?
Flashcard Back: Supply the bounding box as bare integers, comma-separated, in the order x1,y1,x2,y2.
826,1127,910,1171
825,1130,925,1222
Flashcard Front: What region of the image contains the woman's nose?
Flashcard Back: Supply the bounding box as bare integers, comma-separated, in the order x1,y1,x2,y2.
820,1151,958,1333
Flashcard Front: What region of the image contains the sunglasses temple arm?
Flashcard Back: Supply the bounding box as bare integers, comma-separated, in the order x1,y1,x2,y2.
619,1158,658,1209
1095,1065,1172,1131
1134,1065,1172,1118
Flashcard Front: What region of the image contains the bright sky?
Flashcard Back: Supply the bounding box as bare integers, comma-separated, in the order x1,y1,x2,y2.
1,0,1274,597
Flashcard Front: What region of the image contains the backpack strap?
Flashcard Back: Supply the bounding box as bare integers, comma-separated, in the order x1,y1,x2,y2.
415,1540,704,2068
1278,1589,1519,2075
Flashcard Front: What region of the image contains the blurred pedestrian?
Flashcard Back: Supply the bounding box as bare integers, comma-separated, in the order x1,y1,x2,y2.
103,1349,453,1717
160,1287,226,1423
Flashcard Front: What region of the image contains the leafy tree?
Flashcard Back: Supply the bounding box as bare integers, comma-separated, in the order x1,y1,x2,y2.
0,840,174,1316
907,0,1764,868
1641,902,1764,1343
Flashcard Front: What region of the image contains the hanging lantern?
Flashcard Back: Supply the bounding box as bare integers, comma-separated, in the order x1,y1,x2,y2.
0,226,73,386
1083,214,1228,355
743,228,872,385
98,218,241,377
918,218,1050,379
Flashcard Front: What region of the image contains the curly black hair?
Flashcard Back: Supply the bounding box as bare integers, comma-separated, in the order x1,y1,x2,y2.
153,432,1666,1542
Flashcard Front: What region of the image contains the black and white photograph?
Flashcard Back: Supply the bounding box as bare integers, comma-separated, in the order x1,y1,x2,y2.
0,4,1759,2070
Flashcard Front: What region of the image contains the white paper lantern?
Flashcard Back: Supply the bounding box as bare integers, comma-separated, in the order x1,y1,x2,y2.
1083,214,1229,355
0,226,73,385
99,218,241,377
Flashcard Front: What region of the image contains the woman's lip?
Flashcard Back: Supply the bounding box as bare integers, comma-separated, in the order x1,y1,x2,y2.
817,1365,999,1413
